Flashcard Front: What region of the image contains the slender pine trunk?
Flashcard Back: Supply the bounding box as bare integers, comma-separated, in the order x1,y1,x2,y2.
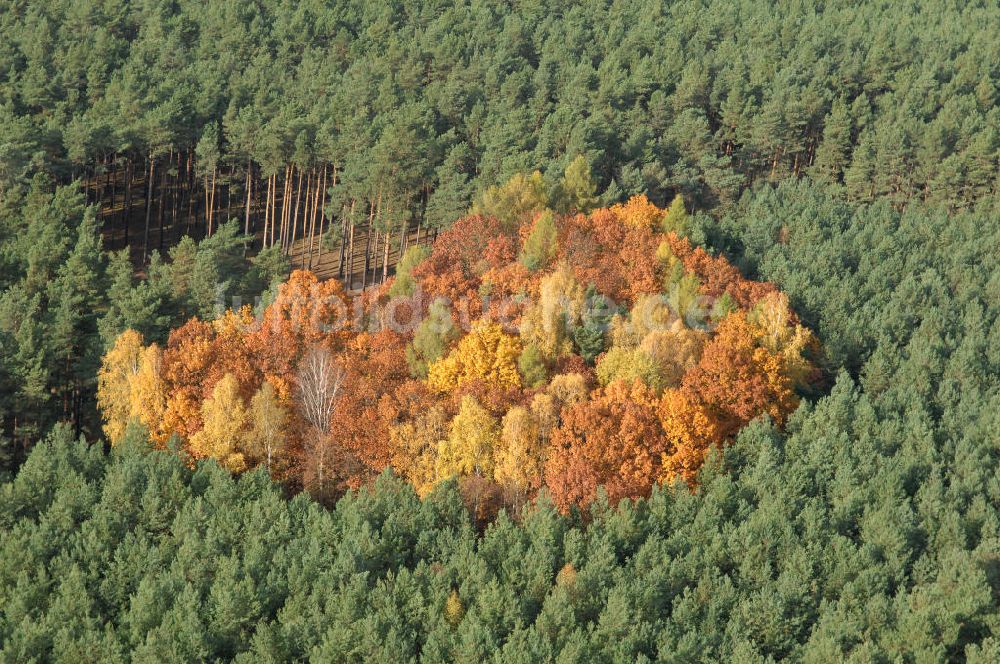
346,199,356,288
171,150,180,243
309,166,318,270
361,202,374,290
337,213,347,277
108,155,117,229
142,156,155,263
102,156,112,226
372,191,383,285
243,159,253,255
383,223,392,283
280,165,292,251
290,167,305,256
262,174,270,248
156,153,167,253
264,173,273,248
185,150,194,237
123,157,133,247
271,172,278,248
317,165,331,269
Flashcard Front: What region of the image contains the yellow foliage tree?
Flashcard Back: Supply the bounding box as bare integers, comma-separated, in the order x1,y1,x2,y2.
601,297,707,393
435,396,499,480
595,346,666,392
546,372,589,406
128,344,168,444
493,406,544,494
638,321,707,388
96,329,144,444
610,194,665,230
655,238,677,266
609,292,679,352
427,322,522,392
608,312,640,349
655,242,704,325
390,406,448,496
520,263,585,359
444,589,465,628
247,381,288,473
628,293,677,339
529,392,560,444
748,291,818,388
190,373,249,472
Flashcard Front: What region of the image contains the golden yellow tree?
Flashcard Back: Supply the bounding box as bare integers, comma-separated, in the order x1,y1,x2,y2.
609,194,665,230
96,329,144,444
493,406,544,495
444,589,465,628
128,344,168,444
247,381,288,473
435,396,499,480
190,373,250,472
628,293,677,339
390,406,448,496
608,292,676,351
427,322,522,392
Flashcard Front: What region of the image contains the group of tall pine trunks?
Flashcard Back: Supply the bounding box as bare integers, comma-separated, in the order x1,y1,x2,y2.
80,153,434,290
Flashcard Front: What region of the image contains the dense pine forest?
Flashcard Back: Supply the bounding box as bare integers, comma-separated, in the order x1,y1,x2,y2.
2,0,1000,661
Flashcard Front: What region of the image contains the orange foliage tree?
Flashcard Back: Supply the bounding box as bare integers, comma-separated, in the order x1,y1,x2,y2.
658,308,806,485
412,214,510,304
544,380,667,511
211,307,265,397
256,270,351,373
658,387,726,484
160,318,218,439
682,311,799,436
560,208,662,303
329,330,415,476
